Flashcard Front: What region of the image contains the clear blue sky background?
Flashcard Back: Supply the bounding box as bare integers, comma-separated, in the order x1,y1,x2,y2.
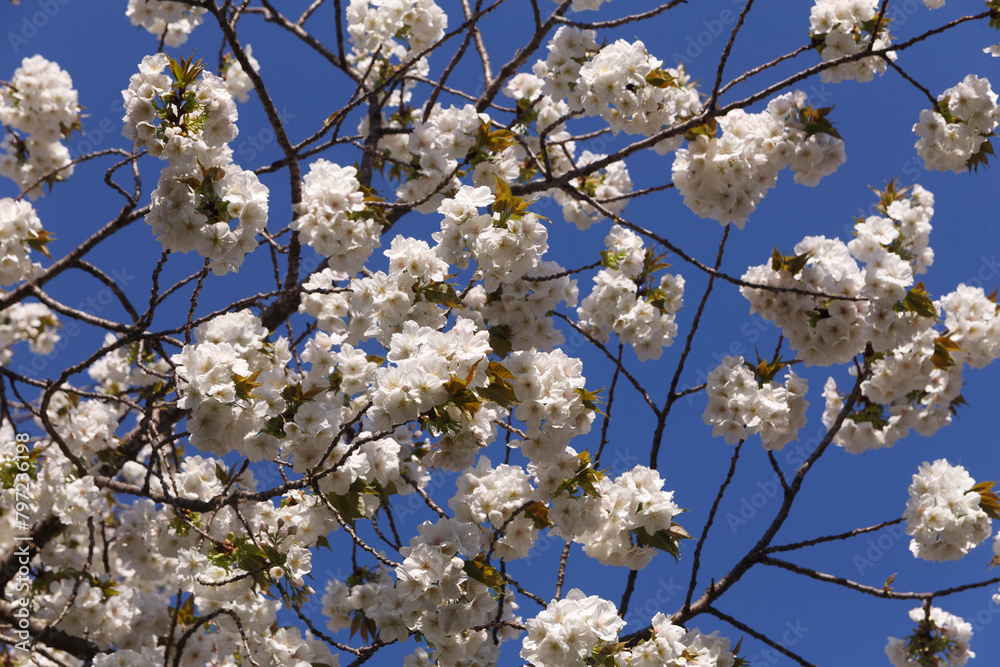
4,0,1000,664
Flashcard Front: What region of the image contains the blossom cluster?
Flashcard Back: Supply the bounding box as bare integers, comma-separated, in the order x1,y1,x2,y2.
396,104,488,208
822,280,1000,452
574,465,684,569
577,225,685,361
506,348,595,465
222,45,261,104
293,159,382,275
521,595,737,667
0,198,48,286
809,0,895,84
742,183,936,367
533,27,600,104
885,606,974,667
703,355,809,450
461,258,579,353
520,589,625,666
367,517,522,665
557,151,633,229
672,91,846,227
346,0,447,81
450,457,539,560
914,74,999,173
434,184,548,293
367,318,491,432
126,0,205,46
574,38,700,136
0,299,60,366
0,56,81,198
122,53,269,274
902,459,992,562
172,310,292,458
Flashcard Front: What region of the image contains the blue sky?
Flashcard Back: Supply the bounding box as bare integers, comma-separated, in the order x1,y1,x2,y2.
4,0,1000,664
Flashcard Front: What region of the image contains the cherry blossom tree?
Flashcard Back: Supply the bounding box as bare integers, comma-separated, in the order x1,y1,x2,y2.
2,0,1000,665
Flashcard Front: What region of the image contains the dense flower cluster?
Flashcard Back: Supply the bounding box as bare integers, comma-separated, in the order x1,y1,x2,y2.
522,598,737,667
0,198,48,285
348,234,452,344
574,39,700,136
885,606,974,667
346,0,447,80
533,27,600,103
703,355,809,450
434,184,548,293
520,589,625,666
506,348,595,465
809,0,895,84
368,517,522,665
672,91,846,227
122,53,269,274
462,259,579,353
0,299,60,366
293,160,382,275
577,225,685,361
937,283,1000,369
902,459,992,562
742,184,936,366
222,45,261,104
172,310,292,458
126,0,205,46
367,318,491,434
0,55,81,198
822,278,1000,452
574,465,683,569
450,457,538,559
396,104,485,209
914,74,999,173
556,151,633,229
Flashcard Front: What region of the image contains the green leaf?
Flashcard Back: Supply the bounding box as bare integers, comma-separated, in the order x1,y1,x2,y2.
463,556,506,593
970,481,996,495
902,282,939,320
771,247,813,276
600,249,626,271
644,68,677,88
743,350,798,387
931,334,961,370
979,491,1000,521
523,501,554,529
967,134,995,173
574,386,606,415
232,370,263,402
632,522,692,562
488,325,514,358
24,228,55,260
797,103,842,140
476,382,519,408
683,118,718,142
419,281,464,308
